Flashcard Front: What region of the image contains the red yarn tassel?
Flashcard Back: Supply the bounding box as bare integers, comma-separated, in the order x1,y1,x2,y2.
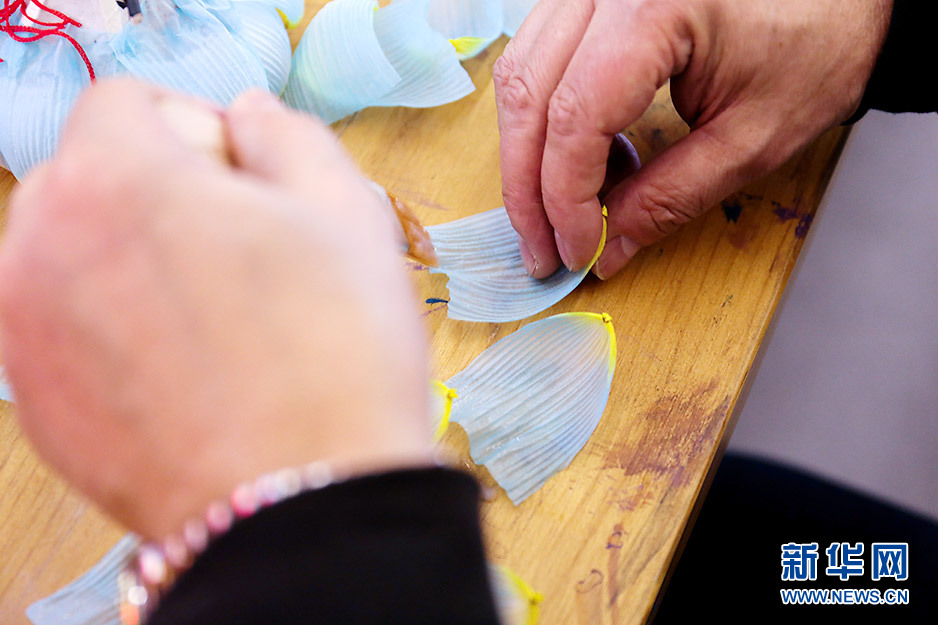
0,0,96,81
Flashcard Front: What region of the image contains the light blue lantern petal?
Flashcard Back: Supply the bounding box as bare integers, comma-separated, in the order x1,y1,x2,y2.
503,0,538,37
227,1,293,94
283,0,473,123
372,0,475,106
234,0,305,27
427,207,603,323
0,38,88,180
26,534,140,625
110,0,268,106
0,366,13,403
427,0,503,59
283,0,401,123
446,312,616,504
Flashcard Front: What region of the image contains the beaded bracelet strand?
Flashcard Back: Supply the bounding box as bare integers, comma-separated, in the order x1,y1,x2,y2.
117,461,342,625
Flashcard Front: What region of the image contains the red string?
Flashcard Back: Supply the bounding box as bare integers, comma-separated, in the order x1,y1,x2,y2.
0,0,96,81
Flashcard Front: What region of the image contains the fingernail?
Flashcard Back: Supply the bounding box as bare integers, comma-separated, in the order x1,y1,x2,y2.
518,237,539,276
554,231,578,272
594,235,641,280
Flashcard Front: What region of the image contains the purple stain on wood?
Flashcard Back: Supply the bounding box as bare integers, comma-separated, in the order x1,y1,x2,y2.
607,523,623,618
772,206,814,238
421,304,447,318
575,569,604,594
425,297,449,305
406,262,429,271
794,214,814,238
721,201,742,223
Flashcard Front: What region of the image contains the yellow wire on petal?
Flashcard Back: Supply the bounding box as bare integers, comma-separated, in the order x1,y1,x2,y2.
449,36,488,58
276,8,300,28
601,312,617,376
430,379,457,441
586,205,609,270
497,565,543,625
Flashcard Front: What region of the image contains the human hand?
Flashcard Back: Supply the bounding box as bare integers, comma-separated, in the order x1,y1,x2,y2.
0,80,433,539
495,0,891,279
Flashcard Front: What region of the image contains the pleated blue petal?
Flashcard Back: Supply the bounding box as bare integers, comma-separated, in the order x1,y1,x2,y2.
0,366,13,403
427,207,597,323
283,0,473,123
283,0,400,123
428,0,502,59
227,1,293,94
503,0,537,37
26,534,140,625
446,313,616,504
372,0,474,107
235,0,305,27
0,37,88,180
110,0,268,105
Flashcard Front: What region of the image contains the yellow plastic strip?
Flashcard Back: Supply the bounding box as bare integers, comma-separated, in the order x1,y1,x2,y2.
586,205,609,270
449,36,487,57
276,8,300,29
501,565,543,625
431,379,457,441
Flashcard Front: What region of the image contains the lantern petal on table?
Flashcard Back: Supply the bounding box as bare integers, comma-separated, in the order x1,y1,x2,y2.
445,312,617,504
426,207,606,323
283,0,473,124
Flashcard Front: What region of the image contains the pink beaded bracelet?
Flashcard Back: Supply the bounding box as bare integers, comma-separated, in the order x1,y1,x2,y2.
117,461,342,625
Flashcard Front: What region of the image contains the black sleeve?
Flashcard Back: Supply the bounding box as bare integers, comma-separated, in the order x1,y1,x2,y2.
847,0,938,122
148,468,500,625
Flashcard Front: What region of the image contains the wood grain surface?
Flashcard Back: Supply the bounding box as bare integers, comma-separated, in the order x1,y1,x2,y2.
0,3,847,624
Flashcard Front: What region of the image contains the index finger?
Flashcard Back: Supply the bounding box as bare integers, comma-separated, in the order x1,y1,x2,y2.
541,2,692,270
494,0,594,278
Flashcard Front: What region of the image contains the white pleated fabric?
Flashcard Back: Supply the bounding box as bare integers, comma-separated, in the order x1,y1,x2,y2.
110,0,269,105
445,312,617,504
26,534,141,625
0,34,99,180
227,1,293,94
0,0,286,180
283,0,473,123
427,206,603,323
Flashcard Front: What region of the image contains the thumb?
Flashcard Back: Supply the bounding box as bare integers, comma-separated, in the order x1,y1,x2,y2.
594,114,771,279
225,90,361,197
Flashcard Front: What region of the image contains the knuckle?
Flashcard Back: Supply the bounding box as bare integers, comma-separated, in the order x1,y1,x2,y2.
547,84,588,137
633,180,702,237
494,66,538,113
492,54,514,91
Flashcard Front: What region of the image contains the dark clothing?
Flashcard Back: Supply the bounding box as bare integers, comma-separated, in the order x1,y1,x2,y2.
848,0,938,121
149,468,499,625
654,453,938,624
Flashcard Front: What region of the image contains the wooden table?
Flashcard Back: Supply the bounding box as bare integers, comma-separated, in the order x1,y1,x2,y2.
0,3,847,624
